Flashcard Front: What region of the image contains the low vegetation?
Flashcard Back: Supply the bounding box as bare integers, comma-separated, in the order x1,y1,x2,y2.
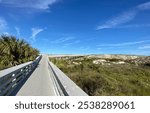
49,56,150,96
0,35,39,70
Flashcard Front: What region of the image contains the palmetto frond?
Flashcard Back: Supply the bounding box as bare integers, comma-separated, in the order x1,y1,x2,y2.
0,35,39,70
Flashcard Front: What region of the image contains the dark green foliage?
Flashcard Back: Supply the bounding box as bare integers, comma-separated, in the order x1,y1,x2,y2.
144,62,150,67
49,57,150,96
0,35,39,70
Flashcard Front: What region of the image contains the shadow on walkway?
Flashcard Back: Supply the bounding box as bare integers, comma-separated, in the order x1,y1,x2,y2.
10,64,40,96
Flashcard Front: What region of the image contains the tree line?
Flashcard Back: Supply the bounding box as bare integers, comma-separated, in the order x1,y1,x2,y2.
0,35,39,70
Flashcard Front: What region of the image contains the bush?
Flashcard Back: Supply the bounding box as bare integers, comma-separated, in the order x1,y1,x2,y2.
0,35,39,70
49,57,150,96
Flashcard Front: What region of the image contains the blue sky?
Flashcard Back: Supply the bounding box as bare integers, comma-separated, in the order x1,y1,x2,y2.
0,0,150,55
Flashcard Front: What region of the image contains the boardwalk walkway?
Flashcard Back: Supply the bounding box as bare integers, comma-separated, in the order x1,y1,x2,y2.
16,55,56,96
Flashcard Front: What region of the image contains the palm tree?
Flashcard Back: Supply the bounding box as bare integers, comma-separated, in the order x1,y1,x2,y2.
0,35,39,70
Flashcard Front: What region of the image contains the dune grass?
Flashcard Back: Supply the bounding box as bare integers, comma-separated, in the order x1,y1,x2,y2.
49,57,150,96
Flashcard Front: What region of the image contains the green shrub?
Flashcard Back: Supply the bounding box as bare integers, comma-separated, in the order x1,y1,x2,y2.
0,35,39,70
49,57,150,96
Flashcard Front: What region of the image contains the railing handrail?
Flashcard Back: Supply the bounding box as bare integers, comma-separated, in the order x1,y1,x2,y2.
0,62,32,78
48,60,88,96
0,56,41,77
0,56,42,96
0,55,88,96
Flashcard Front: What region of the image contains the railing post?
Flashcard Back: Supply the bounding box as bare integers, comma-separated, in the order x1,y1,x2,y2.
0,55,42,96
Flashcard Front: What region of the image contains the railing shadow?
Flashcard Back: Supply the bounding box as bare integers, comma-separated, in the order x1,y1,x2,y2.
10,64,40,96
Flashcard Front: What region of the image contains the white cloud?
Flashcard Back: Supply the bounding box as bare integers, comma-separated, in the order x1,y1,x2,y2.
0,17,7,31
97,10,137,30
2,32,9,35
62,40,81,47
97,1,150,30
31,27,44,40
63,43,72,47
15,27,20,36
50,37,75,44
97,40,150,47
137,1,150,10
138,45,150,49
97,48,102,50
0,0,57,10
116,24,150,28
